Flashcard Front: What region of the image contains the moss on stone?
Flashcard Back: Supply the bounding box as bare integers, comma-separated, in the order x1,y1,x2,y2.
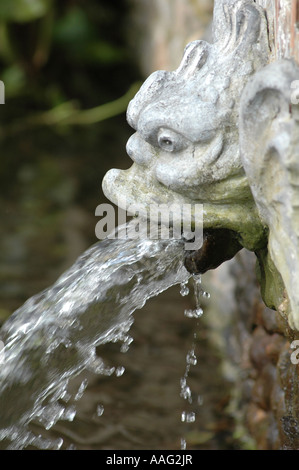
255,247,286,315
202,200,268,252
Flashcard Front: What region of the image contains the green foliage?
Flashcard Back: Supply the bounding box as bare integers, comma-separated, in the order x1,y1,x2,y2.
0,0,51,23
53,7,93,44
52,7,125,65
0,0,140,130
1,64,26,97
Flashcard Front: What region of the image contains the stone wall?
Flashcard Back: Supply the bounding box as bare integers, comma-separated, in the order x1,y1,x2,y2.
232,253,299,450
204,250,299,449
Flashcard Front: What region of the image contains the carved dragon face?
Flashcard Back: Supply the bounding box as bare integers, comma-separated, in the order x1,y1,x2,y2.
102,1,269,247
123,40,249,203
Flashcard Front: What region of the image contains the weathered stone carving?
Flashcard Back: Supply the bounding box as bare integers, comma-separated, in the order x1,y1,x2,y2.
103,0,270,250
102,0,299,329
239,59,299,330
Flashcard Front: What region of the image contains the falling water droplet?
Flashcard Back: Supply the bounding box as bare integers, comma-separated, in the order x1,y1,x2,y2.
47,436,63,449
192,274,203,309
97,404,104,417
66,443,77,450
202,291,210,299
184,308,203,319
180,281,189,297
115,366,125,377
55,438,64,449
183,274,205,319
184,309,192,318
60,390,71,403
192,273,202,284
180,438,187,450
120,335,133,353
195,308,204,317
74,378,88,401
186,349,197,366
63,405,76,422
88,356,115,376
180,384,192,402
37,403,65,430
198,395,204,406
186,411,196,423
181,411,195,423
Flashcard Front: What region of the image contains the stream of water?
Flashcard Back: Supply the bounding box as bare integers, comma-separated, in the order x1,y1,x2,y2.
0,222,190,449
179,274,207,450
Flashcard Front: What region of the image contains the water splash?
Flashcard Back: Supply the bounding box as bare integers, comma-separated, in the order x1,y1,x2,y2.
74,379,88,401
0,221,190,449
120,334,134,353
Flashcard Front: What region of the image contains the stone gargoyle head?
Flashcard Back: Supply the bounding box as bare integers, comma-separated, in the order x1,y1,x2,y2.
103,0,270,253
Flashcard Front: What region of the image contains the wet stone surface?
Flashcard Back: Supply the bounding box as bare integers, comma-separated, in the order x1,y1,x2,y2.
230,251,299,450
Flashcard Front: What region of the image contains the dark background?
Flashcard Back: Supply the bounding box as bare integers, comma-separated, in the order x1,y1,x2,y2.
0,0,141,316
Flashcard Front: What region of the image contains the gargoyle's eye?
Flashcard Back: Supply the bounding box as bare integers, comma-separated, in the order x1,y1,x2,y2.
158,135,174,151
157,128,186,153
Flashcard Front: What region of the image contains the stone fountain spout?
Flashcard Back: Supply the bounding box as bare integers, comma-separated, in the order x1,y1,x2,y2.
103,0,270,250
103,0,299,330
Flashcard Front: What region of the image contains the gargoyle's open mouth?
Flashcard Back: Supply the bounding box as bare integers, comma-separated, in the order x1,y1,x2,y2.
102,163,266,252
184,228,243,274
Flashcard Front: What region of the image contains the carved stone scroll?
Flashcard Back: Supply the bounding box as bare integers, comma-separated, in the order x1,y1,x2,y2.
239,59,299,329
